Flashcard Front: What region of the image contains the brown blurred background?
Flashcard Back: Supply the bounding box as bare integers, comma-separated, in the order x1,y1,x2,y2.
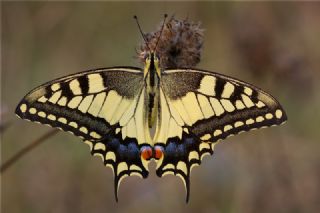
1,2,320,213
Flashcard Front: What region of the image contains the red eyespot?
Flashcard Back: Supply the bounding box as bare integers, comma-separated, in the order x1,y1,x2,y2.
140,146,153,160
154,146,164,160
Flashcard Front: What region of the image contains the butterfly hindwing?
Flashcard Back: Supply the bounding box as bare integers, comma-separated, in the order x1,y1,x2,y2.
15,67,151,200
155,69,287,201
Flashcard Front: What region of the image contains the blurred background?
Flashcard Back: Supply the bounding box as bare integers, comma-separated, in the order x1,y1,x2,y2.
1,2,320,213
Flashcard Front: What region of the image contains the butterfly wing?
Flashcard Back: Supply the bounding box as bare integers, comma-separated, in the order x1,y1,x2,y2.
155,69,287,202
15,67,151,201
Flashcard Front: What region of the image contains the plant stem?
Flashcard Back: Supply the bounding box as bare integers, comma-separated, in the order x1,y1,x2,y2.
0,129,59,173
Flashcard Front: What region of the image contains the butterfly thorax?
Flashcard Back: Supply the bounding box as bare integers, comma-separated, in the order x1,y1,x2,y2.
144,52,161,128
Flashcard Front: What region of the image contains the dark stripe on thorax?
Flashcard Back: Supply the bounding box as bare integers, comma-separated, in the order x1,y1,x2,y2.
149,59,155,87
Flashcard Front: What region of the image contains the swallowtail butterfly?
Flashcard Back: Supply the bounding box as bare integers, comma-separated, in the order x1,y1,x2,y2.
15,15,287,202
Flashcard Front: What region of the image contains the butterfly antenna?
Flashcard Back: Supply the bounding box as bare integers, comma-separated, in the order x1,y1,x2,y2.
134,15,151,52
155,14,168,52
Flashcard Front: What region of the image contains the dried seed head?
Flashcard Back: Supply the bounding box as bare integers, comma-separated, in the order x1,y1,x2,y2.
137,16,204,69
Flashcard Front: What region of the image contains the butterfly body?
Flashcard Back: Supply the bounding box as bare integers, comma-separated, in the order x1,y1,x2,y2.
16,50,286,202
144,52,161,128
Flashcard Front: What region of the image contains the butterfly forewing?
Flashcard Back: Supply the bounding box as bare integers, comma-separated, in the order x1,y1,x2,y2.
155,69,287,201
15,67,151,200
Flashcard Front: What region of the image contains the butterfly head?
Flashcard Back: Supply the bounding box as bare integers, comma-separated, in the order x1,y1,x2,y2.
134,14,167,76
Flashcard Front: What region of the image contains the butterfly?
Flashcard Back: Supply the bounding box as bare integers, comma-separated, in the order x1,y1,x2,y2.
15,15,287,202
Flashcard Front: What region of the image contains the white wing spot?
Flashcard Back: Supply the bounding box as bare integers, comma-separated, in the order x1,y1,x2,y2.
48,91,62,104
20,104,27,113
69,79,82,95
221,82,235,98
88,92,106,116
78,95,94,113
210,98,225,116
58,117,67,124
130,165,142,172
88,73,105,93
57,96,67,106
234,121,244,128
94,142,106,151
162,171,175,177
68,96,83,109
197,94,215,118
130,173,143,178
90,131,101,139
106,152,116,161
235,100,246,110
47,114,56,121
38,111,46,118
69,121,78,128
256,101,266,108
275,109,283,119
117,162,128,176
224,125,233,132
244,87,253,96
242,94,255,108
265,113,273,120
38,96,48,103
200,134,211,141
163,164,175,170
213,129,222,136
256,116,264,122
199,142,211,151
246,118,255,125
220,99,235,112
188,151,199,161
29,108,37,114
177,161,188,175
197,76,216,96
80,126,88,134
51,83,60,91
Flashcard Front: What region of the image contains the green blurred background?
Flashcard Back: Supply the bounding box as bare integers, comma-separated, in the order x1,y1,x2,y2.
2,2,320,213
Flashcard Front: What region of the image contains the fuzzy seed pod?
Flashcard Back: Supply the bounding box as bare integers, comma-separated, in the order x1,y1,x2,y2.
137,16,204,69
